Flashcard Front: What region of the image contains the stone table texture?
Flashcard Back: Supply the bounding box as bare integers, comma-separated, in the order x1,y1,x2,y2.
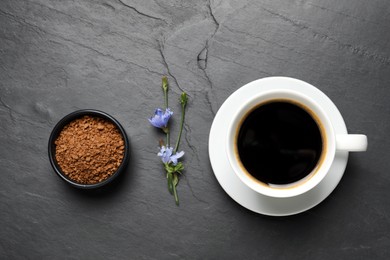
1,0,389,259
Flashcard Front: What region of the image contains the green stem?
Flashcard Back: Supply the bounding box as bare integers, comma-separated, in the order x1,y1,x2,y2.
164,89,168,109
173,183,179,205
166,129,170,148
174,103,186,153
163,88,170,146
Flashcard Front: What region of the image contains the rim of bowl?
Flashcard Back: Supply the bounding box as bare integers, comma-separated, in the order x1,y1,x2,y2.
48,109,130,189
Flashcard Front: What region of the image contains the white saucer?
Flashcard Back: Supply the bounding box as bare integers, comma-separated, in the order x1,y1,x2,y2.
208,77,349,216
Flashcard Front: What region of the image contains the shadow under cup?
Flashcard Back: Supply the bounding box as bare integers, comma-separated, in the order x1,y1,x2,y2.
226,90,336,198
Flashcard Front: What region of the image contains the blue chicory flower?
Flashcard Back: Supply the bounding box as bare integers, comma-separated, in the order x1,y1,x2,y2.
157,146,185,165
148,108,173,129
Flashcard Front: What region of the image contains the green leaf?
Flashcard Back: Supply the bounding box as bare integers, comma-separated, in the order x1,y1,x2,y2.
165,163,173,174
174,162,184,172
173,173,179,187
162,127,169,134
180,92,188,106
162,76,169,92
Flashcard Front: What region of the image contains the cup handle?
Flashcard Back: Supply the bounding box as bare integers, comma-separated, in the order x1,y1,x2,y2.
336,134,368,152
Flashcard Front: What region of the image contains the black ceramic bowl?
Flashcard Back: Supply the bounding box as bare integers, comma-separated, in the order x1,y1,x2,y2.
48,109,130,189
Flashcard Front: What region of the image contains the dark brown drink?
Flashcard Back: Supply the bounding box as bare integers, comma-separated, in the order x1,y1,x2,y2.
236,100,324,185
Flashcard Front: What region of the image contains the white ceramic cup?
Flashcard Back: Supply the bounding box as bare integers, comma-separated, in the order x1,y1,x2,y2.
226,88,367,198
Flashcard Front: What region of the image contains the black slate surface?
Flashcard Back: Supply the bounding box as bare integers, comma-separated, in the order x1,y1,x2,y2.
1,0,389,259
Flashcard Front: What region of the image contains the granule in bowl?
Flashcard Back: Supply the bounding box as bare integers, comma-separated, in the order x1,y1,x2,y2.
54,115,125,184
